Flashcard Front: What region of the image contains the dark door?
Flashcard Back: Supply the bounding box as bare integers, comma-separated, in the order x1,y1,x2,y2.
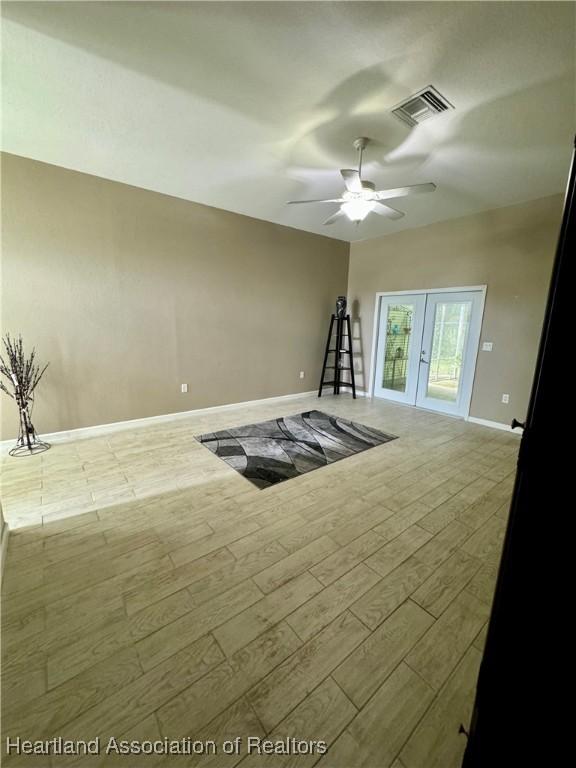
462,140,574,766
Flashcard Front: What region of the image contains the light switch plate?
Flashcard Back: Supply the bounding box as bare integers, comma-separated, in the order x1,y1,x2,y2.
482,342,493,351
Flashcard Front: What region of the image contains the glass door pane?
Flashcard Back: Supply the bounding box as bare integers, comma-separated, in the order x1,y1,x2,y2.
382,304,414,393
426,301,472,402
416,290,484,417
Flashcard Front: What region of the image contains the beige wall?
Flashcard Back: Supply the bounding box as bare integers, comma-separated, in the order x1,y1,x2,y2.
1,154,349,438
348,196,563,423
1,152,562,438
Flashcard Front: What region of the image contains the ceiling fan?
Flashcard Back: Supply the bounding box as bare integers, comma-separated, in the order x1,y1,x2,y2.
287,137,436,225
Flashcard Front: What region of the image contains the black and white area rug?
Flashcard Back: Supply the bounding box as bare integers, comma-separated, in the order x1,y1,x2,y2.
196,410,397,489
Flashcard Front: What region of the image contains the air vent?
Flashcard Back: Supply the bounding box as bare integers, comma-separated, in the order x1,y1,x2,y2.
392,86,453,127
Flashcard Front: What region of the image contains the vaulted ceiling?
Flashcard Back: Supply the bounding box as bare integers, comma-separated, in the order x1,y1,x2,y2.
2,1,574,242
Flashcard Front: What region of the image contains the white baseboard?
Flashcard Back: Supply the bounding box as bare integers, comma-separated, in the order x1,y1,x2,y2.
2,389,514,455
0,523,9,584
0,390,319,451
466,416,523,434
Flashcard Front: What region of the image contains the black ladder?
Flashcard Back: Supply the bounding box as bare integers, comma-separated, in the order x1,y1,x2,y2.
318,314,356,398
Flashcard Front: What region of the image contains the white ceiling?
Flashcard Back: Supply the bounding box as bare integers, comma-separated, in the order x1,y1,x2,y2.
2,1,575,243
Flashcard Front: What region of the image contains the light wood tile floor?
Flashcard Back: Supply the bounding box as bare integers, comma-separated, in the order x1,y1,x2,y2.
1,394,519,767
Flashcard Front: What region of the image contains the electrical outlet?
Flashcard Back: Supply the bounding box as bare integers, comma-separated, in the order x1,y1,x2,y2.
299,371,305,379
181,383,188,393
501,393,509,404
482,342,493,352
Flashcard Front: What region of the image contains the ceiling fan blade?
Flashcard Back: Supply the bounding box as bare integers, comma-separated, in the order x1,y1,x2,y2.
287,198,345,205
323,209,346,226
373,202,405,220
340,169,363,193
375,183,436,201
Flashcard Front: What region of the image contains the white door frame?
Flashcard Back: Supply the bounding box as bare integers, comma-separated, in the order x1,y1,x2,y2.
367,285,487,418
373,294,427,405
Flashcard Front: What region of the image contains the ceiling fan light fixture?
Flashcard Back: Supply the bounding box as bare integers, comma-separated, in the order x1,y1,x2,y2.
286,137,437,226
341,199,375,222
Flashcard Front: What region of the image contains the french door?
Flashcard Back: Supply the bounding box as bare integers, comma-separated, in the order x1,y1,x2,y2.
373,289,485,417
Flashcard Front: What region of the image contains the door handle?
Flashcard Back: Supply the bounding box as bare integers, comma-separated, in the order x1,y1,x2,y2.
420,352,429,364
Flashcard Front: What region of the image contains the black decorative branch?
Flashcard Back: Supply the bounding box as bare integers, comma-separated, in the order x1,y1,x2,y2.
0,334,50,457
